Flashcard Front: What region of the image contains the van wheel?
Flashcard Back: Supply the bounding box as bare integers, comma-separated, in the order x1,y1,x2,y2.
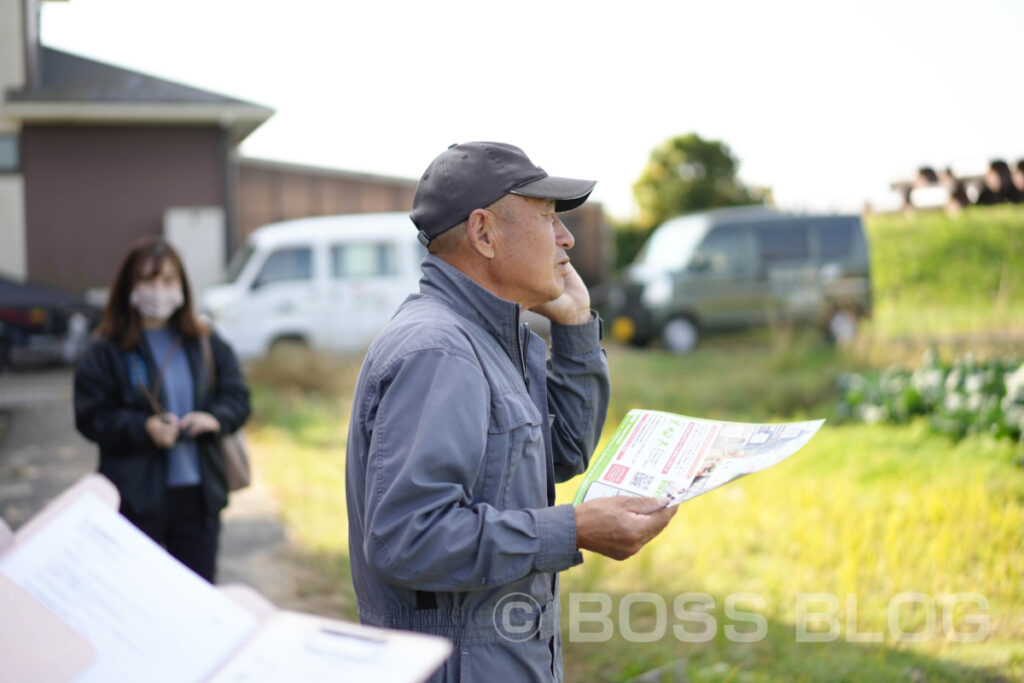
268,336,310,361
662,317,699,354
827,309,858,344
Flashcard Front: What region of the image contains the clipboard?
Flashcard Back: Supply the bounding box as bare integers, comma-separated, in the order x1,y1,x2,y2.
0,474,451,682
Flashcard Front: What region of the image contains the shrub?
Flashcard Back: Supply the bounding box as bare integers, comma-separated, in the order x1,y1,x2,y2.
836,350,1024,445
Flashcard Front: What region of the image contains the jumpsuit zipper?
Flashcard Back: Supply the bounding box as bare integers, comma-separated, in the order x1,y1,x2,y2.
514,306,530,391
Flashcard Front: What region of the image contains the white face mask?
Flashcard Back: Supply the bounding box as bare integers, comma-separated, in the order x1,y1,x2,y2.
130,284,184,321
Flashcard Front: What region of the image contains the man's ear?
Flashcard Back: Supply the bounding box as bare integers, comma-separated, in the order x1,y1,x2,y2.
466,208,498,259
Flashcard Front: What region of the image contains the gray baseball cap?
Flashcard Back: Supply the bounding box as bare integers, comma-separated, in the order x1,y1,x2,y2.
410,142,596,247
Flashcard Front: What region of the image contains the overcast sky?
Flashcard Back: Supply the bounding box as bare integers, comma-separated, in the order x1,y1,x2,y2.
41,0,1024,218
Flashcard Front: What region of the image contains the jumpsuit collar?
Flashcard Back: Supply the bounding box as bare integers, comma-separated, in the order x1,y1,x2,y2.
418,253,523,365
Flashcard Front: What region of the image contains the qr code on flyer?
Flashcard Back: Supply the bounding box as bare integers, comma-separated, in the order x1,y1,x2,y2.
629,471,655,490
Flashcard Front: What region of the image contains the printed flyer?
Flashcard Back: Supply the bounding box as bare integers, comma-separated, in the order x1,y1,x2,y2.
573,409,824,506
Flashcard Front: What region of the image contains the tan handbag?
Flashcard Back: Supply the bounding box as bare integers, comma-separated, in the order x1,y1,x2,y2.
200,335,251,492
219,429,251,492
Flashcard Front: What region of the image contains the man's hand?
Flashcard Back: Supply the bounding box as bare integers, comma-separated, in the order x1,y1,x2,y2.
145,413,180,449
574,495,678,561
530,262,592,326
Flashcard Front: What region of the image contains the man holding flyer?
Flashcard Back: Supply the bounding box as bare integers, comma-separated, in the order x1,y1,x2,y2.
345,142,677,681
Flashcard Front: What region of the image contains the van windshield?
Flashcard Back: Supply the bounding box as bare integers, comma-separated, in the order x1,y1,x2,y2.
224,245,255,284
634,215,709,270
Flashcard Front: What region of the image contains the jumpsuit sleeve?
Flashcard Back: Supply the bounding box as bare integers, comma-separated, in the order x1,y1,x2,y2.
361,347,580,592
546,311,611,483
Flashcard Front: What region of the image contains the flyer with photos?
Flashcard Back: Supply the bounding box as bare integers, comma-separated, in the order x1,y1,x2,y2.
573,409,824,507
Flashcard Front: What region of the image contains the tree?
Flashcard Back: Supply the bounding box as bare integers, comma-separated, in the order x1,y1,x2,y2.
632,133,764,230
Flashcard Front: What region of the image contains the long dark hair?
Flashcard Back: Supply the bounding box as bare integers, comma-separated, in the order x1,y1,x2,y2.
96,237,208,349
988,160,1021,202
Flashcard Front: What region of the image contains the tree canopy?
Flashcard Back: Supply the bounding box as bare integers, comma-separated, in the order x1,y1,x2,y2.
632,133,764,229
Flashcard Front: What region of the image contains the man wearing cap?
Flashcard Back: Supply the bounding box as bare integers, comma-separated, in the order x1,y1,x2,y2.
346,142,676,681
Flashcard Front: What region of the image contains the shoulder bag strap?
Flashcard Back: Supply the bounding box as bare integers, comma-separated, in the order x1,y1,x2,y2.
199,333,217,396
136,335,183,416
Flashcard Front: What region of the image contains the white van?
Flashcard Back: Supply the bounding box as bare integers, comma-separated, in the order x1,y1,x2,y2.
201,212,426,359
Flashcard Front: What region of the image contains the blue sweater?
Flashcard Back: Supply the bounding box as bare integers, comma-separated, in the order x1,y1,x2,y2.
144,326,201,487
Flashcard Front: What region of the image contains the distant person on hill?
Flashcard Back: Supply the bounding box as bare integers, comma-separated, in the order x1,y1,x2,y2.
901,167,938,212
939,167,970,214
900,183,914,213
914,166,938,187
1012,160,1024,201
905,166,948,212
976,159,1022,205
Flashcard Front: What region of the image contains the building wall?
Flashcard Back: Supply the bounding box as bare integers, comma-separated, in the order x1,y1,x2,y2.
21,124,227,294
236,159,417,239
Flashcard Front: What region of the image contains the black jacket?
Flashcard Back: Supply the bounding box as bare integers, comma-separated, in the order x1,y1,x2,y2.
73,331,251,516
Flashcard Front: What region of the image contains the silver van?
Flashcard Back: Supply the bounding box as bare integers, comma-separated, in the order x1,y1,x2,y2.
608,206,872,352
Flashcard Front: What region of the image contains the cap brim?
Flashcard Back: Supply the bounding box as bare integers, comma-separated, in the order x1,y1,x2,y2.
510,176,596,212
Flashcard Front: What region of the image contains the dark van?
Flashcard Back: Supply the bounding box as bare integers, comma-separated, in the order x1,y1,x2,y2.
608,206,872,352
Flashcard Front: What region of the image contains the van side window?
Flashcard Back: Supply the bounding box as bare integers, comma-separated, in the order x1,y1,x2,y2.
815,219,854,261
253,247,313,288
696,226,748,274
758,223,808,263
331,243,398,279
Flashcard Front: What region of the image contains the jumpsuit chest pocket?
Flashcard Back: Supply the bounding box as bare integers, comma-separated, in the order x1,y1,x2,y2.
478,391,544,509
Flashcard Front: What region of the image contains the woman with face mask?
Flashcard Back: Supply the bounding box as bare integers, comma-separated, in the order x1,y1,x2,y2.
73,237,251,582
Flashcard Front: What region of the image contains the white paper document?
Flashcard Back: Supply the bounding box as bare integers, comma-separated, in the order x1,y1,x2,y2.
0,492,259,682
209,611,450,683
0,475,454,682
573,410,824,506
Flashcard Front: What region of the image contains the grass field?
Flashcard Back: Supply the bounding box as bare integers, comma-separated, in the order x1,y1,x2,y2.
242,205,1024,682
862,205,1024,345
557,343,1024,682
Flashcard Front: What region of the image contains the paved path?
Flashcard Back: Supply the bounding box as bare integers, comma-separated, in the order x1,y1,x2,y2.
0,369,94,528
0,368,295,599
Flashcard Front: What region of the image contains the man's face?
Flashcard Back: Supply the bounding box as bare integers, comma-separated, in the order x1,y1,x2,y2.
489,195,575,309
